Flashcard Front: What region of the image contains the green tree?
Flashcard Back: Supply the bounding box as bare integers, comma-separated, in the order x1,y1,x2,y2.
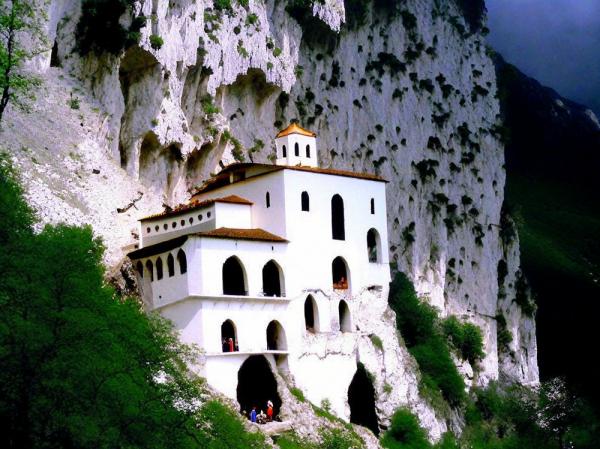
0,0,46,123
0,154,265,449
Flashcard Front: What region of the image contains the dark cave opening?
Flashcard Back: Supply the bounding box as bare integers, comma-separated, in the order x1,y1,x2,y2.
237,355,282,418
348,362,379,435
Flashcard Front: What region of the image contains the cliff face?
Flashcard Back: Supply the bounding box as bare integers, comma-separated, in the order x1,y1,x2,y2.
2,0,539,437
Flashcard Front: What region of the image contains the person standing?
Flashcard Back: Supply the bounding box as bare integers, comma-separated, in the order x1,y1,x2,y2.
267,401,273,422
228,337,234,352
250,407,257,423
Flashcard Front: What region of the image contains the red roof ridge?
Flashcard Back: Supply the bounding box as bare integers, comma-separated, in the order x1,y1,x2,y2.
140,195,252,221
196,227,288,243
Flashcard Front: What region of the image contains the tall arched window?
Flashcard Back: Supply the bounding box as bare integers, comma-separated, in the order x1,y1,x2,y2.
145,260,154,282
304,295,319,332
294,142,299,156
156,257,163,280
331,194,345,240
136,261,144,278
266,320,287,350
221,319,238,352
282,145,287,157
223,256,247,295
266,191,270,208
177,249,187,274
301,191,310,211
262,260,284,297
332,256,349,290
339,300,352,332
167,253,175,277
370,198,375,214
306,144,311,158
367,228,381,263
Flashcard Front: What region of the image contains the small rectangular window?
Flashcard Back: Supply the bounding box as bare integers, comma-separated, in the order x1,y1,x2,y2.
370,198,375,214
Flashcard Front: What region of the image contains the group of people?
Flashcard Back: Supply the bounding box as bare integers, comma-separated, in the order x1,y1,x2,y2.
243,400,275,424
333,276,348,290
222,337,238,352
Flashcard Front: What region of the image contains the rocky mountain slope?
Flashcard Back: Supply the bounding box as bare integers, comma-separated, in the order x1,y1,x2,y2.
1,0,539,440
495,55,600,411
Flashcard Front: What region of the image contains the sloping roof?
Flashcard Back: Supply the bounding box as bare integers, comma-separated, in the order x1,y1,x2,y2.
196,227,288,242
275,123,317,138
140,195,252,221
127,236,188,259
192,163,386,196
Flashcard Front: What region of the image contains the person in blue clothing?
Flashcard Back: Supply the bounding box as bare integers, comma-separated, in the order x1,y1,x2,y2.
250,406,257,423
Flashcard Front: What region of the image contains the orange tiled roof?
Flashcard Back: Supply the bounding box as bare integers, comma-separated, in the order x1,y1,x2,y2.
140,195,252,221
275,123,316,138
196,227,288,242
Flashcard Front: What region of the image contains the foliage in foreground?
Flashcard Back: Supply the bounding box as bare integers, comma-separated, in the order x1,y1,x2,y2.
0,154,265,449
388,272,466,406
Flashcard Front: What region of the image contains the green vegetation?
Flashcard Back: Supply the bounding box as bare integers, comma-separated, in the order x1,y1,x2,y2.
201,95,220,115
149,34,164,50
370,334,384,350
381,408,430,449
388,273,465,407
276,428,361,449
0,155,266,449
441,316,484,366
76,0,145,55
290,386,306,403
0,0,45,123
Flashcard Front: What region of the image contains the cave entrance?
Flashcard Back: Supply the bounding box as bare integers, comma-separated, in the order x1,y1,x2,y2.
348,363,379,435
237,355,282,419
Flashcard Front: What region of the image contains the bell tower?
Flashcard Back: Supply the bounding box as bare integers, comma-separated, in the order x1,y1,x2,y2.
274,123,318,168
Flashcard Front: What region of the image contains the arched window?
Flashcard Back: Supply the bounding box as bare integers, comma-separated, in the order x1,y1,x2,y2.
282,145,287,157
177,249,187,274
145,260,154,282
167,253,175,277
370,198,375,214
266,191,270,208
304,295,319,332
339,300,352,332
332,256,349,290
294,142,299,156
221,319,238,352
156,257,163,280
262,260,284,297
331,194,345,240
223,256,247,295
301,191,309,211
266,320,287,350
136,261,144,278
367,228,381,263
306,144,310,158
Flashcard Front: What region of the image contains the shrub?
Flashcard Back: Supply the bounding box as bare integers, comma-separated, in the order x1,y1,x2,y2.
201,95,219,115
290,387,306,402
149,34,163,50
370,334,384,350
442,316,485,365
381,408,430,449
388,273,466,406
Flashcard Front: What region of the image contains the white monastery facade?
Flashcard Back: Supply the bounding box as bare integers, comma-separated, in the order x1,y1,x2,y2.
128,123,391,420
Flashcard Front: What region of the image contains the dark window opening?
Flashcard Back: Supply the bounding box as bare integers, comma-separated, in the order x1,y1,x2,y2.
177,249,187,274
301,191,309,211
189,217,194,224
266,191,270,208
156,257,163,280
266,320,287,350
306,144,310,158
282,145,287,157
304,295,319,332
163,224,168,230
167,253,175,277
294,142,299,156
155,225,159,232
332,256,349,290
370,198,375,214
223,256,247,295
348,362,379,435
146,227,151,233
145,260,154,282
262,260,283,297
181,219,185,226
50,40,60,67
136,261,144,278
237,355,282,420
331,194,345,240
221,319,238,352
367,229,380,263
339,300,352,332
